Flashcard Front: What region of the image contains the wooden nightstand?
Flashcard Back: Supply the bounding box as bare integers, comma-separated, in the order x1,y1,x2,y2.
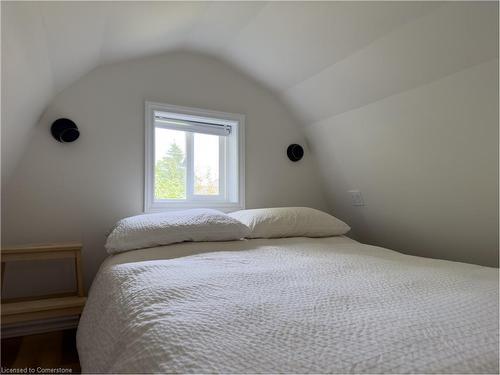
1,242,86,327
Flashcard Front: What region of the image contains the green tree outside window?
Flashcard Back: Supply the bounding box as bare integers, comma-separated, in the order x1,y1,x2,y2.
155,142,186,199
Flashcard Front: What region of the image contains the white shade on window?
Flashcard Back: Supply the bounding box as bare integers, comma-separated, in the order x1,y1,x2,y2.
154,112,232,136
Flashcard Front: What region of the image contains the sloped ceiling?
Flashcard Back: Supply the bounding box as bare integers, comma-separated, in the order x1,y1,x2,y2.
2,1,497,185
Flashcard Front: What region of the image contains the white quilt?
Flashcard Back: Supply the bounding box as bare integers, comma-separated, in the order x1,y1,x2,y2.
77,237,499,374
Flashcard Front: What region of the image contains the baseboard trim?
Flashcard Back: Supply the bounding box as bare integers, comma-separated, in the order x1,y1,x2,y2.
1,315,79,338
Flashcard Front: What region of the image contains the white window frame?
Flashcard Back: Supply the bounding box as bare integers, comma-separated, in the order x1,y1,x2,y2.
145,101,245,212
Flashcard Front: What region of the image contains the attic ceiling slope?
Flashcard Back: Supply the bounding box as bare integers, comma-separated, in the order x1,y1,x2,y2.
3,2,494,186
221,1,442,91
284,2,499,124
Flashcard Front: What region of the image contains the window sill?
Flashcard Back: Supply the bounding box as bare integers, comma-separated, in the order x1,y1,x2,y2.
145,201,245,213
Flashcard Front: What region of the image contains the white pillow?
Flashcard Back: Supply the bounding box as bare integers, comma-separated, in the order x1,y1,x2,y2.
105,209,250,254
228,207,350,239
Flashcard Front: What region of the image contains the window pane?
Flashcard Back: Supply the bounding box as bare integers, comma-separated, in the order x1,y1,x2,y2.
155,128,186,200
194,133,219,195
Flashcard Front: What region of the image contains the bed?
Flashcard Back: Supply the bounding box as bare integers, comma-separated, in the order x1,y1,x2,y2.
77,235,499,373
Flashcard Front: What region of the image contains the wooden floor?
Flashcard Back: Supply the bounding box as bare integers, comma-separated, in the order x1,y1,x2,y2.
1,329,80,373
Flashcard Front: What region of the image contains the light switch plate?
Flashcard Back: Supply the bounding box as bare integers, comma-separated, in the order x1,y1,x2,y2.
348,190,365,206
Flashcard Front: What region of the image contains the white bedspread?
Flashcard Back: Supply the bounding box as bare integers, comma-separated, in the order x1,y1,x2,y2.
77,237,499,374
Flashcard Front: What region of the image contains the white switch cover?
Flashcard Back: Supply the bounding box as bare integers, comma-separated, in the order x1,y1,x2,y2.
348,190,365,206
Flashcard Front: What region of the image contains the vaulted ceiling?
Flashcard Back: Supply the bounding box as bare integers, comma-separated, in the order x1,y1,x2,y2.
2,1,497,184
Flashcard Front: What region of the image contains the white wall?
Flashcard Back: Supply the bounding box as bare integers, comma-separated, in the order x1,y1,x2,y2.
1,51,328,297
1,2,55,186
306,59,499,267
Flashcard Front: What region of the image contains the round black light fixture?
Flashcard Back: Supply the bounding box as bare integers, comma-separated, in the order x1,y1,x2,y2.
51,118,80,143
287,144,304,162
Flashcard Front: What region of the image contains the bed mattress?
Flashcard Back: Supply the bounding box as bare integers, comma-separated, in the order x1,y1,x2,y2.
77,236,499,373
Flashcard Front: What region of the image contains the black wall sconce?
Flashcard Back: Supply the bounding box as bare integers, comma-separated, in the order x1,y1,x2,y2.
287,144,304,162
51,118,80,143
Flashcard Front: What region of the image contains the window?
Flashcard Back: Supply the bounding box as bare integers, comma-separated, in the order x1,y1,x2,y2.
145,102,245,212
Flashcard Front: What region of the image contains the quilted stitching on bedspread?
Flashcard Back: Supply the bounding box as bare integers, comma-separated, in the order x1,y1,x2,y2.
77,239,499,374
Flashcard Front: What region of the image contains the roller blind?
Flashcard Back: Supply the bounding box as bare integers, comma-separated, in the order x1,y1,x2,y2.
154,113,232,136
